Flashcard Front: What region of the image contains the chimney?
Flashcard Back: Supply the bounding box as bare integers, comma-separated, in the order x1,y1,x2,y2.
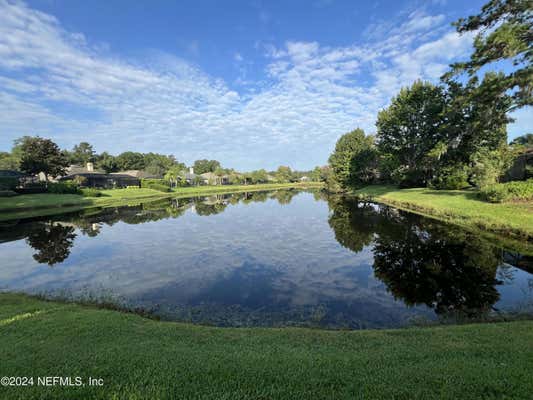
86,162,94,172
189,167,194,174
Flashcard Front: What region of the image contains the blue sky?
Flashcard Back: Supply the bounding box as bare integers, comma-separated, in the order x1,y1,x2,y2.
0,0,530,170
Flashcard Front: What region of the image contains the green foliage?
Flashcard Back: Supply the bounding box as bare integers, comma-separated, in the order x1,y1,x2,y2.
141,179,171,192
274,166,295,183
328,128,374,190
116,152,145,170
510,133,533,148
430,165,470,190
470,147,513,188
19,136,69,181
376,81,447,187
478,179,533,203
80,188,102,197
248,169,269,184
448,0,532,109
96,152,118,173
192,159,221,174
68,142,95,164
47,181,81,194
0,151,20,170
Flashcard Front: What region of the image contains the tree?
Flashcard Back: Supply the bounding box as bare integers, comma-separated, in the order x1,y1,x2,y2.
510,133,533,148
192,159,221,174
143,153,177,176
69,142,95,164
442,72,512,166
446,0,532,109
274,166,293,183
96,152,118,173
116,152,145,170
19,137,68,184
328,128,374,189
164,165,186,188
376,81,446,187
0,152,19,170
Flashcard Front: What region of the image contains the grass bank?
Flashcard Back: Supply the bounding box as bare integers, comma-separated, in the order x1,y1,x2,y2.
352,185,533,252
0,293,532,400
0,182,322,221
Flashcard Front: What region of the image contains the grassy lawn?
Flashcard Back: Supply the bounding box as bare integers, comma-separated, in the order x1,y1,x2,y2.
0,182,322,221
353,185,533,245
0,293,532,400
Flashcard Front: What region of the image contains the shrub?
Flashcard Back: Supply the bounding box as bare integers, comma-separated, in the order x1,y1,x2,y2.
470,147,513,188
429,165,470,190
47,181,81,194
80,188,102,197
478,179,533,203
141,179,171,192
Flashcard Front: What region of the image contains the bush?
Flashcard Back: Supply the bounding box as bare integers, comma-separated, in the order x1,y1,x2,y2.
141,179,171,192
478,179,533,203
80,188,102,197
47,181,81,194
470,147,512,188
0,190,17,197
430,165,470,190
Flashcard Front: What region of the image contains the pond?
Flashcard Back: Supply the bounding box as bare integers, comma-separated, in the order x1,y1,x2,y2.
0,189,532,329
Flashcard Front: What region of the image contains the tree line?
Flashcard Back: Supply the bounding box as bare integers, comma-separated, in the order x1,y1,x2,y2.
0,136,324,185
327,0,532,192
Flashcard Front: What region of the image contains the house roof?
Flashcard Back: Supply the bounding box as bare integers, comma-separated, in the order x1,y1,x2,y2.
200,172,218,179
182,172,198,180
59,173,139,180
0,170,28,178
67,164,105,175
113,170,159,179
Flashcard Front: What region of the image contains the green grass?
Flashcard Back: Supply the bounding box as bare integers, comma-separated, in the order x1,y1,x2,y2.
353,185,533,248
0,293,532,399
0,183,322,221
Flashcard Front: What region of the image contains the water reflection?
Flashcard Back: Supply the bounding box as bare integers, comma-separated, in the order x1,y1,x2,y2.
327,198,503,317
0,189,531,328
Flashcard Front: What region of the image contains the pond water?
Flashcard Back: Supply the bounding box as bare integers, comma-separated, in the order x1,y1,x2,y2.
1,189,532,329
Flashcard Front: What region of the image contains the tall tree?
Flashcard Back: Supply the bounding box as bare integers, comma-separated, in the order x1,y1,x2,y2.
116,152,145,170
69,142,95,164
192,159,221,174
328,128,374,189
19,137,68,184
376,81,446,186
445,0,532,109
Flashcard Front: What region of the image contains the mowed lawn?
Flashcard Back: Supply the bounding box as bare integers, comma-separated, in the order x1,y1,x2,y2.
353,185,533,240
0,293,532,399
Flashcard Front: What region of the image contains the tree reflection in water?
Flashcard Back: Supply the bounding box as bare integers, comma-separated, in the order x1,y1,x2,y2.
327,195,504,318
26,222,77,266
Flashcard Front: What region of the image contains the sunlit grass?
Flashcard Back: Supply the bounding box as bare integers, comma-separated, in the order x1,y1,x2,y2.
353,185,533,242
0,293,532,399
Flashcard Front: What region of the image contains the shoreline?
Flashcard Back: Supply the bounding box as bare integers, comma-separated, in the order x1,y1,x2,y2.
0,182,323,221
349,185,533,255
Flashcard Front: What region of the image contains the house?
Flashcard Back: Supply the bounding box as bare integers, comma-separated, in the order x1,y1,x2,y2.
58,163,140,188
182,167,202,185
299,176,310,182
115,170,160,179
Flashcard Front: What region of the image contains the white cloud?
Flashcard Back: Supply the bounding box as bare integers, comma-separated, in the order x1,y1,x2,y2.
0,0,487,169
